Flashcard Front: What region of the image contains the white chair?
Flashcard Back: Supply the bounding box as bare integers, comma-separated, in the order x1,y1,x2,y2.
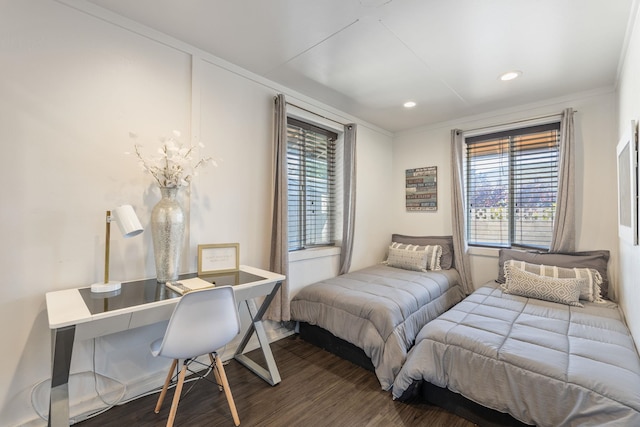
151,285,241,426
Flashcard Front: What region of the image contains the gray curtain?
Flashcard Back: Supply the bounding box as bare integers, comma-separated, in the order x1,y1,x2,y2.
550,108,576,252
267,94,290,322
451,129,474,294
339,124,357,274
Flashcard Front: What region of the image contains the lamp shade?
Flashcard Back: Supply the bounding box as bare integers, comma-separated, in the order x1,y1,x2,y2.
112,205,143,237
91,204,144,293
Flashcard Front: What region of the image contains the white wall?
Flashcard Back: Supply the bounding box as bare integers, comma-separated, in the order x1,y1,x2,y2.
3,1,632,425
616,3,640,345
0,1,393,425
392,89,619,290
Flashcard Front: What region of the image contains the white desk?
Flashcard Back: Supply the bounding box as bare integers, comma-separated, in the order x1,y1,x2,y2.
45,265,285,427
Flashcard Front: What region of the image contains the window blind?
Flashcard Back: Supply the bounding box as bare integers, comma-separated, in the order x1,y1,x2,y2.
287,117,337,251
466,122,561,249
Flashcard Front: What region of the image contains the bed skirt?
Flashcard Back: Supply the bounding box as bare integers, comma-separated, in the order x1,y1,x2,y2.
298,322,375,372
419,382,531,427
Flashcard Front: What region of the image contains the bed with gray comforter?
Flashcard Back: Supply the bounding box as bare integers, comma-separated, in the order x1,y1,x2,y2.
392,283,640,426
290,263,464,391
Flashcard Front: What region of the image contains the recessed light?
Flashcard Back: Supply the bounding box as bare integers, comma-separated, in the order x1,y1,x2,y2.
403,101,417,108
499,70,522,81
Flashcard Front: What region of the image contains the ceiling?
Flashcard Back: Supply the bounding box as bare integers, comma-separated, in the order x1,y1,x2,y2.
86,0,636,132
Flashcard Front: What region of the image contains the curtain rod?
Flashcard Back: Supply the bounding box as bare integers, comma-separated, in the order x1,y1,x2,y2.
284,100,348,127
460,110,576,135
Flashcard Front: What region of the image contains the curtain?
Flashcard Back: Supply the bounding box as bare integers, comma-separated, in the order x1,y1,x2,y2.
267,94,290,322
550,108,576,252
451,129,474,294
339,124,357,274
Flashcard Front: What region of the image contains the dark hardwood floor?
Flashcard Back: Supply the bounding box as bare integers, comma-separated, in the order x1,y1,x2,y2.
77,335,475,427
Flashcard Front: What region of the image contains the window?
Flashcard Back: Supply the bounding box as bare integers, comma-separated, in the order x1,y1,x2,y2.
287,117,338,251
465,122,561,249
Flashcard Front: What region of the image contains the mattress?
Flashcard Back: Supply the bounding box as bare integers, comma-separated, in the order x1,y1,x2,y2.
392,283,640,426
290,264,464,390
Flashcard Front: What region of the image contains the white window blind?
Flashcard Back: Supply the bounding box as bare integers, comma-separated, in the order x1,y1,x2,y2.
466,122,561,249
287,117,337,251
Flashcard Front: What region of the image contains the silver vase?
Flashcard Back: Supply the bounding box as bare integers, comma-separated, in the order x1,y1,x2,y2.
151,187,185,283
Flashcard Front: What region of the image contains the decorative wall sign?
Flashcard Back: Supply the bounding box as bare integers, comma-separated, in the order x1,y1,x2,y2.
616,120,638,245
406,166,437,211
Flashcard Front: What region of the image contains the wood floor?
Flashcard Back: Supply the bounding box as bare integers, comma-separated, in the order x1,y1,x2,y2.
77,335,475,427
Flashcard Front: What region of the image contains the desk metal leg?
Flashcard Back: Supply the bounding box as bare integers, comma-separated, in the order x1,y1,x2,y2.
234,281,282,386
48,325,75,427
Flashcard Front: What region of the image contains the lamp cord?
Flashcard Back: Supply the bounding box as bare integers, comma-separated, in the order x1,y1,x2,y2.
30,340,228,424
91,338,127,407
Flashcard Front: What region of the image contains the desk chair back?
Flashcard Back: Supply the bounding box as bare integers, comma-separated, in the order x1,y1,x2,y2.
151,285,241,426
152,285,240,360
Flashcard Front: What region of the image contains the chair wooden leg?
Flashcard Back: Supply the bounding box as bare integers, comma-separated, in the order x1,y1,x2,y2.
166,362,188,427
155,359,178,414
214,355,240,426
209,353,223,391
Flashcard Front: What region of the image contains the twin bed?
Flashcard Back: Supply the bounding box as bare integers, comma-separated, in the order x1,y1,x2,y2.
291,237,640,426
290,235,465,390
392,282,640,426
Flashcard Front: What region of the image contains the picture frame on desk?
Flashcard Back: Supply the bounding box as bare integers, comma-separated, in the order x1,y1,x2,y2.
198,243,240,275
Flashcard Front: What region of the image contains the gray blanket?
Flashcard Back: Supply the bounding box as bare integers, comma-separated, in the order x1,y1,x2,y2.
290,264,464,390
392,283,640,426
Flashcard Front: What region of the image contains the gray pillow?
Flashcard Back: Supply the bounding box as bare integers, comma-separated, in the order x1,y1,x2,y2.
503,264,585,307
504,259,603,302
386,246,428,272
391,234,454,269
389,242,443,270
497,248,610,299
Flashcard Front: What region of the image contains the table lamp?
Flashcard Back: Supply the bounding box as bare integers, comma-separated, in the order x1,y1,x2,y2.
91,205,144,293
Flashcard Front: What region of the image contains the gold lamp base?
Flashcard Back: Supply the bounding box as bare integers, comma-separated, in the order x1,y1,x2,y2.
92,206,143,294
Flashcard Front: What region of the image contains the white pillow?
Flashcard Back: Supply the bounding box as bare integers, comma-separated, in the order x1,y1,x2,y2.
388,242,442,271
503,264,584,307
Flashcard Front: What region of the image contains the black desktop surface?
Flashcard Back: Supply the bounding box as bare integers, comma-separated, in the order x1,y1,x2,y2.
79,270,266,315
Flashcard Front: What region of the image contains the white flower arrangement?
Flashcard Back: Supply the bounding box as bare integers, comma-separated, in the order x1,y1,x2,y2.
130,130,217,188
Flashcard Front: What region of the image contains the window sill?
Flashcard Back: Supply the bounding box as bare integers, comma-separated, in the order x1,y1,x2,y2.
289,247,341,263
468,246,500,258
